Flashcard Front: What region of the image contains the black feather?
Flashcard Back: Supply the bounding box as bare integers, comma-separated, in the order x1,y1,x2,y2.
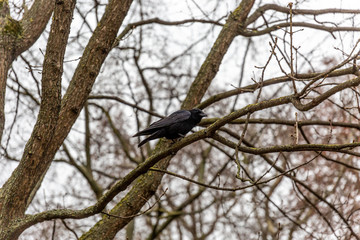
133,108,207,147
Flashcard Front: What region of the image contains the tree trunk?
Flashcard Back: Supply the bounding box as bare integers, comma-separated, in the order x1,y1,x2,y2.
0,0,75,238
0,0,134,238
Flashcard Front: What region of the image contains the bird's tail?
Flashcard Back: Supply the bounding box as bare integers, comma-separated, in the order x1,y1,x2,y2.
137,130,163,147
138,138,150,147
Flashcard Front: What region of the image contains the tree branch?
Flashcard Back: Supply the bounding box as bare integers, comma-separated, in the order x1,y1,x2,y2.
241,22,360,37
246,4,360,26
0,1,75,238
113,17,224,48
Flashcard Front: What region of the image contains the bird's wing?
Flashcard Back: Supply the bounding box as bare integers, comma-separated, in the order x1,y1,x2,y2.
133,110,191,136
148,110,191,129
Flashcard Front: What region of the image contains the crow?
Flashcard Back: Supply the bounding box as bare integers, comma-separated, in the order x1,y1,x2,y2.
133,108,207,147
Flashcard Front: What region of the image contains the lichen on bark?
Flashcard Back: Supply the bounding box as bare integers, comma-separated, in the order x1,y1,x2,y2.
2,16,23,38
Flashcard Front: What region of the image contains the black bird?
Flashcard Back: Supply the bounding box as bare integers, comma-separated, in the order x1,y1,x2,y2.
133,108,207,147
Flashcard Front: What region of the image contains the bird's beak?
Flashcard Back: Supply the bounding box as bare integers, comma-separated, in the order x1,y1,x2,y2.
200,112,207,117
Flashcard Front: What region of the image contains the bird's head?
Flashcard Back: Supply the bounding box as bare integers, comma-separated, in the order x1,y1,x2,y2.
190,108,207,121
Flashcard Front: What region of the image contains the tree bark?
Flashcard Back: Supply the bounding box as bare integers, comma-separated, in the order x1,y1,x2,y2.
0,0,55,142
182,0,255,109
0,49,10,142
0,1,13,142
0,0,134,238
0,0,75,239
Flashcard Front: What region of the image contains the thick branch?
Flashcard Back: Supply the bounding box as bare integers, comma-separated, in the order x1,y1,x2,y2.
0,1,134,238
246,4,360,26
291,76,360,111
0,0,54,147
182,0,255,109
213,133,360,154
201,118,360,130
0,0,75,239
16,0,55,55
197,66,358,109
240,22,360,37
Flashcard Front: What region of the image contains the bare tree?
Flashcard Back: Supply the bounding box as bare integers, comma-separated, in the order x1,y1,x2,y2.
1,0,360,239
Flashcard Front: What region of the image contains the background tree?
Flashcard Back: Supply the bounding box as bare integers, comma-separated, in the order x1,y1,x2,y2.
1,0,360,239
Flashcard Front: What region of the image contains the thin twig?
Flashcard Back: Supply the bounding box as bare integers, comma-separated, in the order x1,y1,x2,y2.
288,2,297,93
